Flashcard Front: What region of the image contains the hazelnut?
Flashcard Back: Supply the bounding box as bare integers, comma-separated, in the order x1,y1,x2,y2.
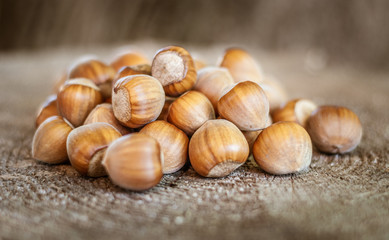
151,46,197,97
110,51,149,72
32,116,73,164
272,98,317,128
57,78,103,127
189,119,249,177
67,122,121,177
112,75,165,128
84,103,132,135
112,64,152,86
157,97,176,121
217,81,269,131
193,67,234,113
307,106,362,154
253,122,312,175
68,58,116,99
259,75,288,113
102,133,163,191
68,58,115,86
167,91,215,135
140,120,189,174
218,47,264,84
35,95,59,128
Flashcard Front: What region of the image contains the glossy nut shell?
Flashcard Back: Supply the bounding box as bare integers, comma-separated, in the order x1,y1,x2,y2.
140,120,189,174
167,91,215,135
189,119,249,177
68,59,115,86
57,78,103,127
218,81,269,131
112,75,165,128
32,116,73,164
253,122,312,175
307,106,362,154
102,133,163,191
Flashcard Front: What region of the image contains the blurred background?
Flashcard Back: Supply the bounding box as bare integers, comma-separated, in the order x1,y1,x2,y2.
0,0,388,70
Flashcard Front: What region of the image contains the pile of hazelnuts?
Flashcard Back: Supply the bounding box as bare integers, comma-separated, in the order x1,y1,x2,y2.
32,46,363,191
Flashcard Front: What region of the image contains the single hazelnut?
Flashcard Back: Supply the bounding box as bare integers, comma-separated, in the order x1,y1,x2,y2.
157,97,176,121
32,116,73,164
140,120,189,174
253,122,312,175
57,78,103,127
167,91,215,135
112,75,165,128
189,119,249,177
218,47,264,84
68,58,116,99
193,67,235,113
68,58,115,86
112,64,152,87
242,116,272,152
217,81,269,131
35,95,59,128
259,75,289,113
307,106,362,154
151,46,197,97
84,103,132,135
272,98,317,128
110,51,150,72
102,133,163,191
67,122,121,177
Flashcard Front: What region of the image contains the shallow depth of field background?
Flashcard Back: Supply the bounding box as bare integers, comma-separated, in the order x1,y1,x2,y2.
0,0,388,70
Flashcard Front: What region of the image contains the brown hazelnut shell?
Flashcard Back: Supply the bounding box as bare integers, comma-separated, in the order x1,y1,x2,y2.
102,133,163,191
32,116,73,164
189,119,249,177
253,121,312,175
112,75,165,128
307,106,362,154
217,81,269,131
167,91,215,136
57,78,103,127
140,120,189,174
